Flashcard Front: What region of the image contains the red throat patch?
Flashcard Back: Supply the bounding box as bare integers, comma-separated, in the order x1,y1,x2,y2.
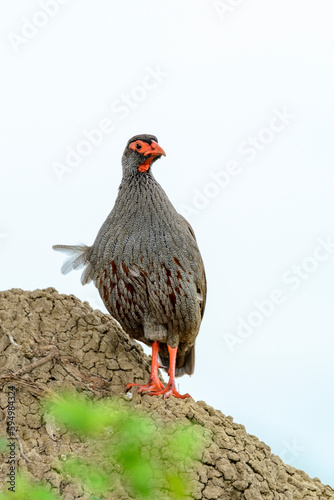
138,157,154,173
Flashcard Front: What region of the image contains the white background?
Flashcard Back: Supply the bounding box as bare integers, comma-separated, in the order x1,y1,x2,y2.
1,0,334,486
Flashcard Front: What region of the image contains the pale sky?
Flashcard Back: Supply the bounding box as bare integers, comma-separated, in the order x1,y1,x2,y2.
1,0,334,486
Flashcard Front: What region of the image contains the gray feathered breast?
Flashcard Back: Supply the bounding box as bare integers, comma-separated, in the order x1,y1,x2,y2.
54,171,206,375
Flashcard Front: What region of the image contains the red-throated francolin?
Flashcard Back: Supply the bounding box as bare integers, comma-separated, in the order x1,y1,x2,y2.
53,134,206,399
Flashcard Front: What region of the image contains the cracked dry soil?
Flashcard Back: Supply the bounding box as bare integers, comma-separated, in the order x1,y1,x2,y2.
0,288,333,499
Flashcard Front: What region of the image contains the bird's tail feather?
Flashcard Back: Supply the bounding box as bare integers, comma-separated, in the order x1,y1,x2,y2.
52,244,93,284
159,345,195,377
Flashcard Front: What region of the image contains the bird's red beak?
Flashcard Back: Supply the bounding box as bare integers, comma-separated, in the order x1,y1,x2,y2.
144,140,166,157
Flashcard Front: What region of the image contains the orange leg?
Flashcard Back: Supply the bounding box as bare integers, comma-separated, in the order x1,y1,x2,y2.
150,344,191,399
125,341,165,394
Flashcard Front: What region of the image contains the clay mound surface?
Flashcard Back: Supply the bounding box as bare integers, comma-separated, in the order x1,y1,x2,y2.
0,288,333,500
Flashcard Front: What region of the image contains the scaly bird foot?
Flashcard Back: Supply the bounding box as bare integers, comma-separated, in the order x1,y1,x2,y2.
149,381,191,400
125,377,165,394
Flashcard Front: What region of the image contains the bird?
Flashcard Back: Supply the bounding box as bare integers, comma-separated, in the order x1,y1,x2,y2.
53,134,206,399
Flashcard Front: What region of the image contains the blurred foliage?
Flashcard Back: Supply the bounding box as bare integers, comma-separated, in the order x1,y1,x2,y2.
46,393,204,499
0,475,60,500
0,393,204,499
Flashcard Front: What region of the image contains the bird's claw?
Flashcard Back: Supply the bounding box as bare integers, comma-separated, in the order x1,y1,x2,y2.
149,382,191,400
125,378,165,394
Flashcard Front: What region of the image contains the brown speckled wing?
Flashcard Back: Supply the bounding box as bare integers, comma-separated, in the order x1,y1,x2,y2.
178,214,207,319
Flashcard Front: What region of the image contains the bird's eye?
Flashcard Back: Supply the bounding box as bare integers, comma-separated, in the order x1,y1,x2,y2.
136,143,142,150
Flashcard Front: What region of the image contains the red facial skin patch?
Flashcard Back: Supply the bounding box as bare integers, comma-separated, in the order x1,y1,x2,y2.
129,140,154,155
129,140,166,172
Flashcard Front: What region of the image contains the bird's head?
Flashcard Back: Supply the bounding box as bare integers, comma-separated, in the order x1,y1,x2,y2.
121,134,166,177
